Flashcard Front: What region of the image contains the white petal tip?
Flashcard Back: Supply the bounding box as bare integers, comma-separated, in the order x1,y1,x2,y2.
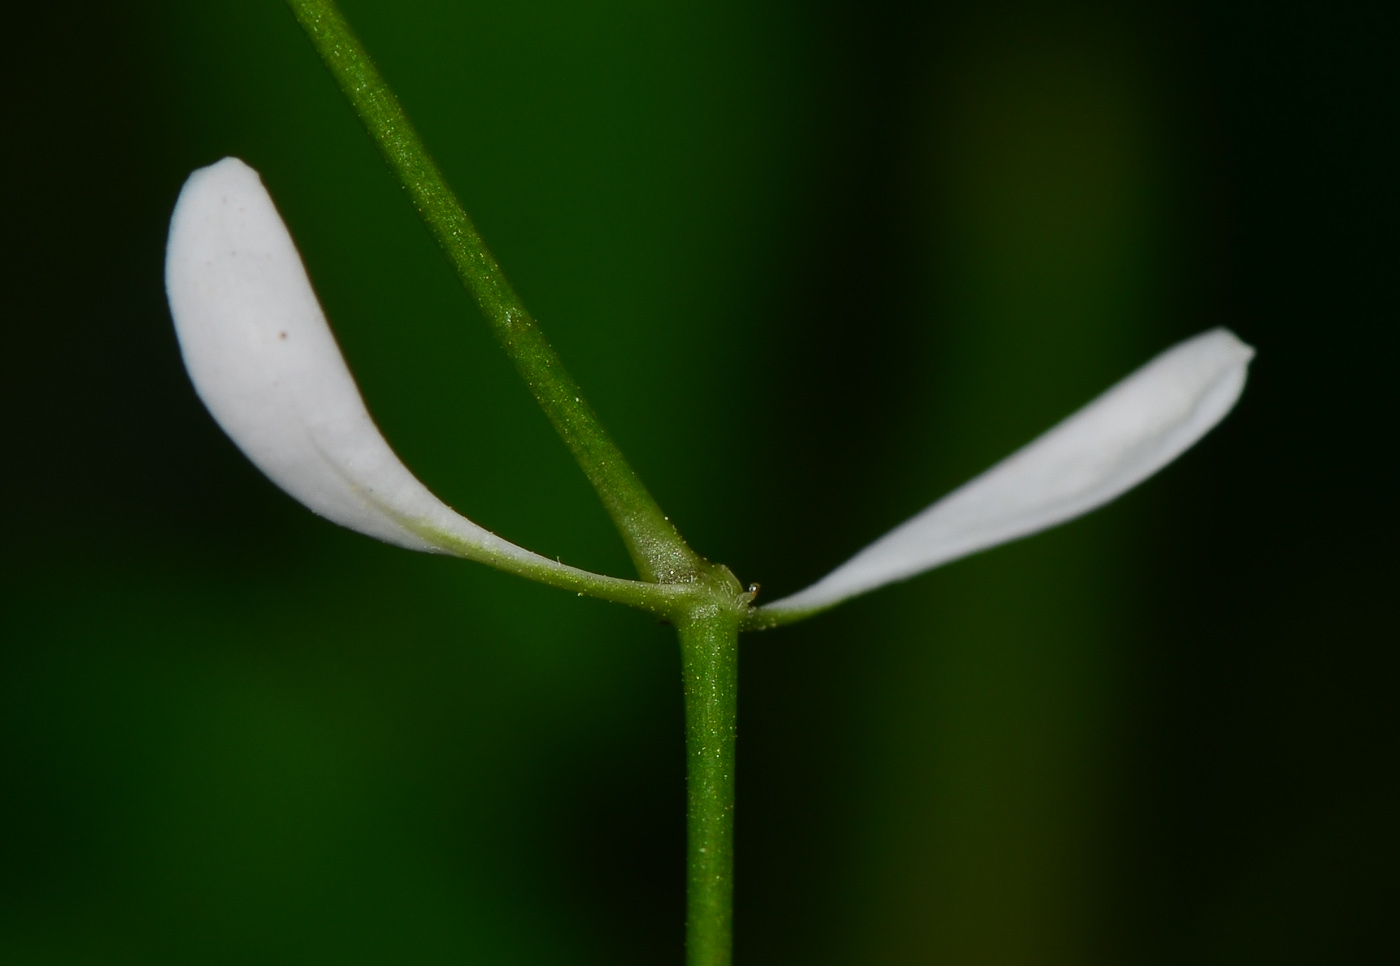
761,327,1254,617
164,158,553,571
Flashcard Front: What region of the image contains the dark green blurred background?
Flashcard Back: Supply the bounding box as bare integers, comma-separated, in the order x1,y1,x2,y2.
3,1,1393,962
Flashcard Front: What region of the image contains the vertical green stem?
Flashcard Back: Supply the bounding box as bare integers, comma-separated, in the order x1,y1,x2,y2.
281,0,701,583
678,611,740,966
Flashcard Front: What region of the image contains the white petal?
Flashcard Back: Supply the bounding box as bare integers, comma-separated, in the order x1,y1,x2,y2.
762,328,1254,617
165,157,567,572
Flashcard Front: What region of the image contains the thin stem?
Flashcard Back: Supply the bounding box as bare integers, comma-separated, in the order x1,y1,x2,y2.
279,6,749,959
282,0,703,584
678,610,740,966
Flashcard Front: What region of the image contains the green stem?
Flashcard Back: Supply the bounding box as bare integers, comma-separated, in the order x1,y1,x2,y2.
282,0,702,584
279,6,750,959
678,610,740,966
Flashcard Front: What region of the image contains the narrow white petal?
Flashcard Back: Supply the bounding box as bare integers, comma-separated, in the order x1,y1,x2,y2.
165,157,566,572
762,328,1254,617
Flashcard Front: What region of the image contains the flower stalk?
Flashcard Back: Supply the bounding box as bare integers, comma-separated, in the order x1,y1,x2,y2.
282,0,700,585
164,4,1255,963
679,610,741,966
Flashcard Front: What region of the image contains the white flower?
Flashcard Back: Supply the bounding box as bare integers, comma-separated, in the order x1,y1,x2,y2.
166,157,657,604
760,327,1253,618
166,158,1253,620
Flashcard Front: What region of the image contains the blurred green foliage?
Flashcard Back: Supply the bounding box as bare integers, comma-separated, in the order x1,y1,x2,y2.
3,1,1393,963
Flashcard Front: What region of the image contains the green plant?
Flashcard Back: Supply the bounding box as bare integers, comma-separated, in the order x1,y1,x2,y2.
164,3,1253,963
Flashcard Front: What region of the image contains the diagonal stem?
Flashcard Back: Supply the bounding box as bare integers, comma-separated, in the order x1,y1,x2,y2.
282,0,702,584
279,7,748,960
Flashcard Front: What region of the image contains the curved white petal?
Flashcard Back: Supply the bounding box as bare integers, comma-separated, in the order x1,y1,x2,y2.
165,157,571,574
762,328,1254,617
